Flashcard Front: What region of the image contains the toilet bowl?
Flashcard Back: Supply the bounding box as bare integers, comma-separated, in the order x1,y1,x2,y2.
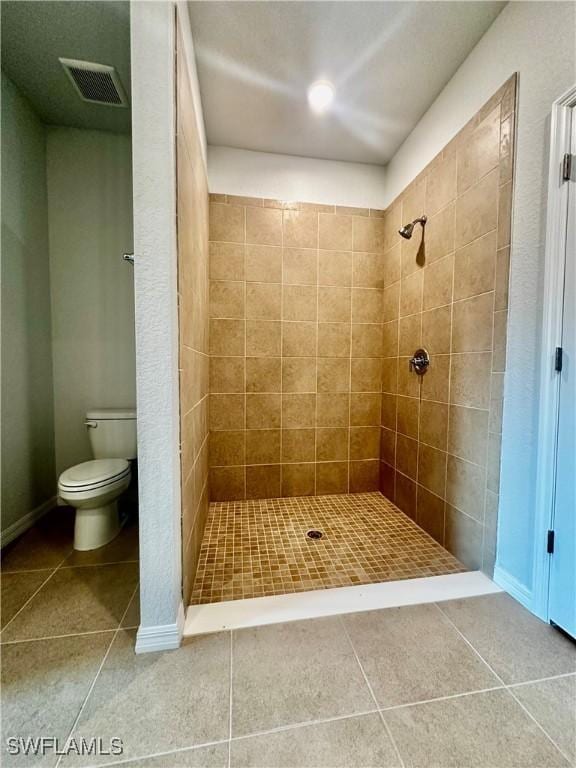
58,408,137,551
58,459,131,550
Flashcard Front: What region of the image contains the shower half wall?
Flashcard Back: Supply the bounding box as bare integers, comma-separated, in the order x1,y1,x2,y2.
192,76,516,590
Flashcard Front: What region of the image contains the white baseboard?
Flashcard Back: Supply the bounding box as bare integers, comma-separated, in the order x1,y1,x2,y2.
184,571,501,637
493,564,534,612
0,496,57,548
135,601,185,653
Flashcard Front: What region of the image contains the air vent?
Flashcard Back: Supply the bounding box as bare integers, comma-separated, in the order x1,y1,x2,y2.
59,58,128,107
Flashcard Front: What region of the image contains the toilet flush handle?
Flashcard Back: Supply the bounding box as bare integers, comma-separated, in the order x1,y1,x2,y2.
85,421,98,429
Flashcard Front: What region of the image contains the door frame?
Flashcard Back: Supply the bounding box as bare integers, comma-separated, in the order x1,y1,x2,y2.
533,83,576,620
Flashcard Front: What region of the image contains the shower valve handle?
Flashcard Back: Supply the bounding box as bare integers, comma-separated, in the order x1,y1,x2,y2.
409,349,430,375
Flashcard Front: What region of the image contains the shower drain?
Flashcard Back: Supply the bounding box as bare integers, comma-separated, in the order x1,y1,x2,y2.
306,529,324,540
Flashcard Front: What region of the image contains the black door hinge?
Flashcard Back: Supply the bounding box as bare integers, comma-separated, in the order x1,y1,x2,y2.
562,153,573,182
555,347,563,372
547,530,555,554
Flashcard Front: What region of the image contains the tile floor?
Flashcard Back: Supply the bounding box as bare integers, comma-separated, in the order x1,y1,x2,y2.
192,492,465,604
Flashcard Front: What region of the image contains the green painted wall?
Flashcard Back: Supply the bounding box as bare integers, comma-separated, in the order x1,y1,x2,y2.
1,72,56,533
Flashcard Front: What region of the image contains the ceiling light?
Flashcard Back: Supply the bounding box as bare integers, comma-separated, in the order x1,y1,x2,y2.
307,81,334,113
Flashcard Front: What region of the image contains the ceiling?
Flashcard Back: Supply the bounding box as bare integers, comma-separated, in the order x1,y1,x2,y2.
187,1,505,165
1,1,131,134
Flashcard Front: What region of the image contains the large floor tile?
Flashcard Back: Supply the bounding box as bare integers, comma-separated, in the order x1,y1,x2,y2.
63,517,139,567
438,593,576,683
106,742,229,767
62,630,230,765
231,616,374,737
1,633,113,767
2,563,139,642
230,713,401,768
1,571,52,629
1,508,74,572
384,689,569,767
343,604,500,707
121,587,140,628
512,675,576,764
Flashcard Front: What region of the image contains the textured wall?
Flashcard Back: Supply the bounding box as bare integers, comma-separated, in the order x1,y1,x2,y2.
379,77,516,575
47,127,135,475
177,20,210,604
207,196,386,500
1,73,55,534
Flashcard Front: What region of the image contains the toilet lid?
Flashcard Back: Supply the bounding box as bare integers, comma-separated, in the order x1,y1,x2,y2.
59,459,130,490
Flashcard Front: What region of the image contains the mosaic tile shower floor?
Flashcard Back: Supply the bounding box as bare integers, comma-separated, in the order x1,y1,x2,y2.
191,492,466,604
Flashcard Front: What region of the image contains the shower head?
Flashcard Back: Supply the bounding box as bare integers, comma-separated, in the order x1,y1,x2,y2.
399,215,427,240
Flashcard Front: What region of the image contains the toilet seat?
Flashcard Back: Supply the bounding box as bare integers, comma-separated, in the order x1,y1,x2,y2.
59,459,130,493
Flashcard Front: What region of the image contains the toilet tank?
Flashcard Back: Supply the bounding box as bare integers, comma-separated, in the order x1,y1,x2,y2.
85,408,137,459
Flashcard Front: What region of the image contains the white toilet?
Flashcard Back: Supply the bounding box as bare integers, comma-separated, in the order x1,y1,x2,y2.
58,408,137,551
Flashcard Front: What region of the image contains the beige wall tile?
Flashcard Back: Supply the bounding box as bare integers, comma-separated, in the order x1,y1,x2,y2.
210,318,245,356
381,393,397,431
210,466,245,501
401,227,425,278
317,393,349,427
245,244,282,283
246,429,281,465
316,462,348,494
383,205,401,253
246,320,281,357
452,292,494,353
396,434,418,479
246,282,281,320
425,202,455,264
445,505,482,570
209,280,244,318
397,356,420,398
423,254,453,311
352,288,383,324
381,321,398,358
351,358,382,392
450,352,491,408
448,405,489,465
316,428,349,461
350,393,381,426
281,464,315,496
210,357,245,393
421,354,450,403
419,400,448,450
246,206,282,246
209,431,245,467
246,393,281,429
399,314,422,356
455,169,498,249
380,427,396,466
492,309,508,372
353,252,384,289
349,460,379,492
352,216,385,253
383,282,400,322
227,195,262,206
283,248,318,285
383,244,401,288
282,393,316,428
283,285,318,321
318,250,352,286
317,323,351,357
318,286,351,323
350,426,380,460
282,429,316,462
395,471,416,518
494,246,510,311
487,431,502,492
457,107,500,195
446,455,485,522
282,321,317,357
498,181,513,249
422,304,451,355
317,358,350,393
396,395,419,439
246,464,281,499
416,486,445,545
209,394,245,430
209,203,245,243
400,270,423,317
283,210,318,248
209,242,244,281
246,357,281,393
402,178,426,223
453,230,496,302
282,357,317,393
381,357,398,395
319,214,352,251
417,444,447,497
354,323,384,358
426,154,456,217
